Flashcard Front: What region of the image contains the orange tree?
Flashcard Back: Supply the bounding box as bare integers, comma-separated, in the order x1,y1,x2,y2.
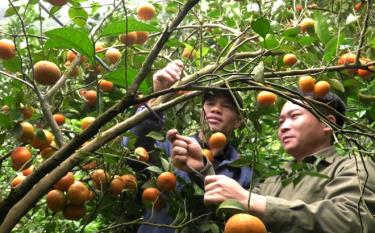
0,0,374,232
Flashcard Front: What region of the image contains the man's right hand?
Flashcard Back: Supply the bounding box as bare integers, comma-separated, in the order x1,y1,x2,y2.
167,129,204,172
153,60,183,92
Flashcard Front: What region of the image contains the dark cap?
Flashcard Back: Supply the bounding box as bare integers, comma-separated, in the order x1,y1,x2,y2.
302,91,346,127
203,88,243,113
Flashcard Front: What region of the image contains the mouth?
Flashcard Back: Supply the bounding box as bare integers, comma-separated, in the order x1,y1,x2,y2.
206,116,222,124
281,135,294,143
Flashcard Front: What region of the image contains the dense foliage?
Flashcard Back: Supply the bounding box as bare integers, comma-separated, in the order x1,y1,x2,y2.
0,0,374,232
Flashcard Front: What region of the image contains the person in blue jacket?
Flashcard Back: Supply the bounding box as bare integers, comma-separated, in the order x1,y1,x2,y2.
123,60,252,233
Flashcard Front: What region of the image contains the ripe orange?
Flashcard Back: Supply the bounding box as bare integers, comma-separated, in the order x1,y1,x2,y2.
109,176,126,195
295,4,303,12
21,106,33,119
11,146,32,171
119,32,138,46
47,0,68,6
99,80,114,92
337,53,357,74
46,189,66,213
182,48,195,60
202,149,214,162
16,121,34,143
257,91,277,107
224,213,267,233
82,160,97,170
66,181,90,205
81,116,95,130
91,169,111,189
82,90,97,106
66,50,86,63
337,53,357,65
135,31,149,44
105,47,122,65
40,147,56,160
357,68,372,79
298,76,316,93
95,42,105,52
63,204,86,220
0,39,16,60
10,174,26,188
283,54,298,66
142,187,162,210
208,132,227,149
33,61,61,86
54,172,75,191
357,58,373,80
354,2,362,11
299,18,315,33
157,171,176,192
313,81,331,99
137,3,156,21
135,147,149,162
31,129,54,150
121,174,137,190
53,113,65,126
22,165,35,176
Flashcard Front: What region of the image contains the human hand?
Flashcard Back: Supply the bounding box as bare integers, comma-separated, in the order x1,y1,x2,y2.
153,60,183,92
204,175,249,206
167,129,204,172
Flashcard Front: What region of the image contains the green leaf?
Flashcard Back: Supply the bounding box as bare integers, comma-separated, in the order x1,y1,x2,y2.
4,7,20,17
3,57,21,72
68,7,88,27
160,157,170,172
314,12,330,45
298,36,316,46
34,128,47,141
371,38,375,49
323,36,340,62
146,131,165,141
282,27,299,38
264,34,279,49
104,67,149,93
90,2,101,14
100,19,159,38
49,6,62,15
251,61,264,83
195,47,210,59
251,17,271,38
44,27,94,62
146,165,163,174
216,199,247,215
229,156,254,167
0,115,11,128
329,79,345,92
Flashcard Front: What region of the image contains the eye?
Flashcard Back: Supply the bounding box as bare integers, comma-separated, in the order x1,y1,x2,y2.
223,103,234,109
291,113,300,119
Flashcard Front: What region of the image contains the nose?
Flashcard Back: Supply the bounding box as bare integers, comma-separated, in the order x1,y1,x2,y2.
209,103,222,114
278,119,291,134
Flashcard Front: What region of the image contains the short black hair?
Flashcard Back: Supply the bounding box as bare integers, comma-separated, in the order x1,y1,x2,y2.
302,91,346,127
203,88,243,113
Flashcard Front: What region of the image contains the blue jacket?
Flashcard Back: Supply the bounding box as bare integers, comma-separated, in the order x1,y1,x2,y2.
123,106,252,233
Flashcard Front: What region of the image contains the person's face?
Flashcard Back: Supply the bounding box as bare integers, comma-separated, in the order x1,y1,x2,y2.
203,94,241,136
278,101,333,160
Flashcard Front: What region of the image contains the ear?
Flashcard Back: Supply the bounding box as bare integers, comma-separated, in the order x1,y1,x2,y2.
233,115,242,129
322,115,336,133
